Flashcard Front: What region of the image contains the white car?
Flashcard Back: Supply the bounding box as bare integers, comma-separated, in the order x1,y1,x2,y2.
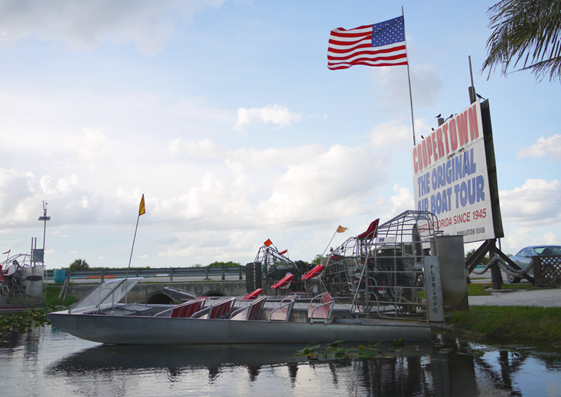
507,245,561,283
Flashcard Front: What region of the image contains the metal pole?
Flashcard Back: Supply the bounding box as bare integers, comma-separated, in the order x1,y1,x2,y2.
38,201,50,263
125,214,141,306
468,56,477,104
321,230,338,259
402,7,416,146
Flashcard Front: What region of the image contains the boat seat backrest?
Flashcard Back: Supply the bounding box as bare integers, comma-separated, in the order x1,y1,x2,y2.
208,297,236,319
308,292,334,324
154,299,205,318
246,296,267,320
172,300,205,318
230,296,267,321
269,295,297,322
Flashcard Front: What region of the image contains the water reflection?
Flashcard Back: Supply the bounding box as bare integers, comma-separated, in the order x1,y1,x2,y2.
1,326,560,396
46,343,308,373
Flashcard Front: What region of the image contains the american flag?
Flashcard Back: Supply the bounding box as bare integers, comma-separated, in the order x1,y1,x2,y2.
327,16,407,70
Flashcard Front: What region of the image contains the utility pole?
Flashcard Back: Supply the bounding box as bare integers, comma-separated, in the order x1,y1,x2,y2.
38,201,51,262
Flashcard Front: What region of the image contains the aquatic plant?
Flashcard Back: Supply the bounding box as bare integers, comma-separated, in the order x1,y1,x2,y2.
0,305,66,335
296,339,409,361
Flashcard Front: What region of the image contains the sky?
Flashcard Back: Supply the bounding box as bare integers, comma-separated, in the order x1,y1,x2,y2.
0,0,559,269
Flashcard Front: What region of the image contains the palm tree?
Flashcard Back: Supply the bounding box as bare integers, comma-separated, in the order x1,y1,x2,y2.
482,0,561,81
69,259,89,271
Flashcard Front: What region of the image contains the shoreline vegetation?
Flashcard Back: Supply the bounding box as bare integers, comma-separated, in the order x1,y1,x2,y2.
1,285,77,335
445,283,561,346
446,305,561,346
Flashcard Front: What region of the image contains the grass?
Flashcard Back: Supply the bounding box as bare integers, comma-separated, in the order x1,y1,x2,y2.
46,285,78,307
467,282,534,296
447,306,561,346
448,283,560,345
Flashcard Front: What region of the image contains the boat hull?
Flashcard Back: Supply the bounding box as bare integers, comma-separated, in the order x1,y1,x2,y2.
47,310,431,345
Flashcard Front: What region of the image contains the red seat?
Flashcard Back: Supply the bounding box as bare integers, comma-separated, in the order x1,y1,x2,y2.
269,295,297,322
193,297,237,319
242,288,263,300
302,264,324,281
154,299,206,318
308,292,334,323
271,273,295,290
231,296,267,321
357,218,380,240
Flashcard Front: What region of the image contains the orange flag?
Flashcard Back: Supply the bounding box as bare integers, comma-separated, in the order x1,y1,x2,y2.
139,194,146,216
264,239,272,246
279,249,287,255
336,225,348,233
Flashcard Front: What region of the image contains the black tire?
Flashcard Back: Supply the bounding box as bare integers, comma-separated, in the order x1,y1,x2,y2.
507,274,521,283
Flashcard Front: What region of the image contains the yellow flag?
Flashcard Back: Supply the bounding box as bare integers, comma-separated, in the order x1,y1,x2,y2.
139,194,146,216
336,225,348,233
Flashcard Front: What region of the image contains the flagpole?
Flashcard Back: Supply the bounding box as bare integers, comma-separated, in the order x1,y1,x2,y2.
125,194,145,306
402,7,416,147
321,230,339,258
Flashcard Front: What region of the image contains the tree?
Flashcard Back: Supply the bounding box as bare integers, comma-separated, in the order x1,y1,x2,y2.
207,261,240,268
482,0,561,81
69,259,89,271
465,249,490,266
311,255,323,266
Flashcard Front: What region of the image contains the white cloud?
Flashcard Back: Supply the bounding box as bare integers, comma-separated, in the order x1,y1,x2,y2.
167,138,224,159
410,63,444,108
500,179,561,226
0,169,36,224
504,227,535,252
387,184,414,218
543,232,559,245
517,134,561,161
167,138,324,169
235,105,302,132
226,145,324,169
155,142,392,231
369,63,443,114
369,120,410,147
67,129,113,162
504,228,560,253
0,0,226,54
256,144,388,224
369,119,433,149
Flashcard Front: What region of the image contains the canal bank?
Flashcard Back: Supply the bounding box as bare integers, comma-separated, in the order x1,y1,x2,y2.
443,286,561,345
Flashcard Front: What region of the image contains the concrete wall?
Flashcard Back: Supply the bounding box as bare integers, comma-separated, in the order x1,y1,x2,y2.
66,281,247,303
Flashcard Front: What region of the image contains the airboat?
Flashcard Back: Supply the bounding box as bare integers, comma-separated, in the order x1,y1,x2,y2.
48,210,466,345
1,252,46,313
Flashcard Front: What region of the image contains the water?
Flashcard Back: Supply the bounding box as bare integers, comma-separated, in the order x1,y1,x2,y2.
1,326,561,397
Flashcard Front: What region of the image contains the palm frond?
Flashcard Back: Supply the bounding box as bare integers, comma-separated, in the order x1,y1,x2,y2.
482,0,561,81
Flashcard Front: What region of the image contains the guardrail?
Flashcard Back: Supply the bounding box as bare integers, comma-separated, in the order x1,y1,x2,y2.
45,266,245,282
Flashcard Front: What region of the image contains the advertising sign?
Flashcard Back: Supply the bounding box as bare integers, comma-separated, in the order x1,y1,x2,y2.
412,101,495,243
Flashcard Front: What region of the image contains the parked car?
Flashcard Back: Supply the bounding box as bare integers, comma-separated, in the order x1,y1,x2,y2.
507,245,561,283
